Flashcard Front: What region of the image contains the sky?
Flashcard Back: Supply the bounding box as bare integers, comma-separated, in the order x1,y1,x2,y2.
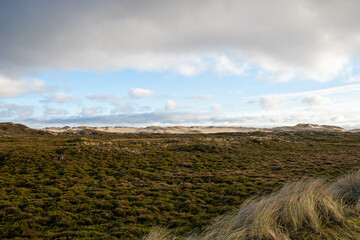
1,0,360,129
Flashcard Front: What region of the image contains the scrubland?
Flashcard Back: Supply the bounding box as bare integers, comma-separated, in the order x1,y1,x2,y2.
1,130,360,239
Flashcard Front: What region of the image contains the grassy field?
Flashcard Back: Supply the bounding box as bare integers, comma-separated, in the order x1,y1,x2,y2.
1,130,360,239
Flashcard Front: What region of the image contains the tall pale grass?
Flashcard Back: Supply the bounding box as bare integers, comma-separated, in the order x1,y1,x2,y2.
145,227,176,240
144,171,360,240
330,170,360,211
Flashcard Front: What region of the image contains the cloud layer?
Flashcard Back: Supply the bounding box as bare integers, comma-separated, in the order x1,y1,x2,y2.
23,106,360,129
1,0,360,81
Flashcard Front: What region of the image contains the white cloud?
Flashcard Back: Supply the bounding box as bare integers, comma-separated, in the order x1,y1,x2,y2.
43,92,77,103
111,102,135,113
176,64,206,77
0,75,46,98
211,103,222,111
165,100,184,111
259,95,286,110
331,114,346,122
259,71,296,83
0,102,34,118
244,84,360,104
301,95,330,106
81,106,102,116
129,88,155,98
216,55,248,76
44,107,68,116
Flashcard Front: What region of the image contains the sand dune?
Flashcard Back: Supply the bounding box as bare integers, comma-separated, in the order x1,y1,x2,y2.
43,123,355,134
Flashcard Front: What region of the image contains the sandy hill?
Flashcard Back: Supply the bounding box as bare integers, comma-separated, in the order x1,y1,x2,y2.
272,123,346,132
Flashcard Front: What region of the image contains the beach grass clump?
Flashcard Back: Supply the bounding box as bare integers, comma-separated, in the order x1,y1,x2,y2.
145,172,360,240
330,170,360,210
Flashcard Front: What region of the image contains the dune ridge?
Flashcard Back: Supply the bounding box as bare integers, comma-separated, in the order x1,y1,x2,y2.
43,123,359,135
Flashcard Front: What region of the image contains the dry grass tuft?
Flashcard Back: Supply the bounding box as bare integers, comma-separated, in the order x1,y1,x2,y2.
144,227,176,240
330,170,360,210
144,171,360,240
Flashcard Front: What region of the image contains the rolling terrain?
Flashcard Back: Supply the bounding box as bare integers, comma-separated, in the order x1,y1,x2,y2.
1,123,360,239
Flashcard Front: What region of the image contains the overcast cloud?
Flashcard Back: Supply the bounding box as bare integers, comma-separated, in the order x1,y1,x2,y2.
1,0,360,81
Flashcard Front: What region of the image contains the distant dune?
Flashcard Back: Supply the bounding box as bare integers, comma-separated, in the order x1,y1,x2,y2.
1,122,359,136
43,123,359,135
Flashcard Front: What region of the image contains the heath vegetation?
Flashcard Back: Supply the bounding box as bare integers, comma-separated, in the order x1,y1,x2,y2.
1,125,360,239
